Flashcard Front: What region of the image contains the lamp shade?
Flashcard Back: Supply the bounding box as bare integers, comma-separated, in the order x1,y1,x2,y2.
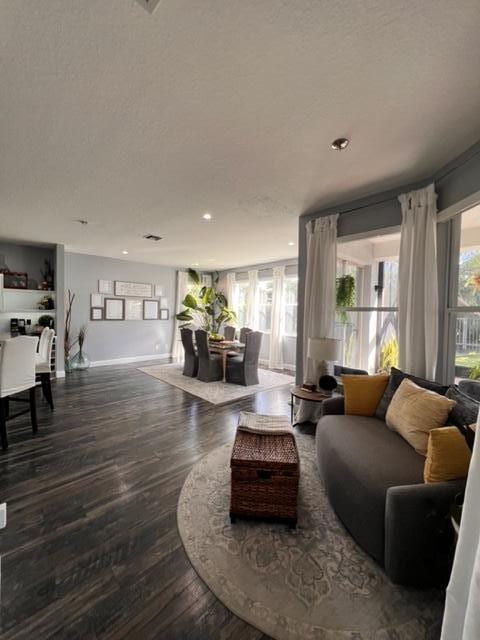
307,337,342,362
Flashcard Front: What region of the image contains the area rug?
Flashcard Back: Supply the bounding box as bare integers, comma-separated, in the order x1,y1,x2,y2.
177,436,443,640
138,363,293,405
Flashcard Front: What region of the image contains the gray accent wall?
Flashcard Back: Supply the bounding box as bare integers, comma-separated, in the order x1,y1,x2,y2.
65,252,176,364
296,140,480,383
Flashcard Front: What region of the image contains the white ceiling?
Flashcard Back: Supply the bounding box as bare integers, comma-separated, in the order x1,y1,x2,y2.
2,1,480,270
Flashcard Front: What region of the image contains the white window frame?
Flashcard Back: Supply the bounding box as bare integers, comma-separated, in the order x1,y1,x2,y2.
336,229,400,372
282,275,298,338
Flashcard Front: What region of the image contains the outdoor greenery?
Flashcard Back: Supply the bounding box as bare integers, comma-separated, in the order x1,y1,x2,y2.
379,337,399,373
175,269,236,337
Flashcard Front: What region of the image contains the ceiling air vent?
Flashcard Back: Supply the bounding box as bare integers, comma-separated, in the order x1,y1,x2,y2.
143,234,163,242
135,0,163,14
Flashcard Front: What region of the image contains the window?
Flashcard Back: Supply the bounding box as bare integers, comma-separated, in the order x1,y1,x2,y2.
283,277,298,336
257,279,273,332
235,281,249,328
335,233,400,373
447,204,480,380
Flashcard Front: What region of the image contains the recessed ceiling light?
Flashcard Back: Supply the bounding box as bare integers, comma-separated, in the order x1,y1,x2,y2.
203,213,212,220
288,241,295,246
122,250,128,255
331,137,349,151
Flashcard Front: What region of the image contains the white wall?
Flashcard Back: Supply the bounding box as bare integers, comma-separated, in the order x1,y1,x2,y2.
65,252,176,365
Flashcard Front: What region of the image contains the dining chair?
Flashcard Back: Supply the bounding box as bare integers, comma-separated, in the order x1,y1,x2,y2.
195,330,223,382
223,325,236,341
226,331,263,386
180,328,199,377
0,336,39,450
35,328,55,410
239,327,252,345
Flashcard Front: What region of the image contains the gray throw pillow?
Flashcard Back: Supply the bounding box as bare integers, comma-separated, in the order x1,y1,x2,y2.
374,367,449,421
445,385,479,428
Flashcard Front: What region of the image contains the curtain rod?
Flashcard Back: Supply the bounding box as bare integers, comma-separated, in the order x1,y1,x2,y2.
322,146,480,218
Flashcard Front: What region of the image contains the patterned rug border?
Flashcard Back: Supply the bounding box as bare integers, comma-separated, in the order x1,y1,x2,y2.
176,440,444,640
138,363,293,405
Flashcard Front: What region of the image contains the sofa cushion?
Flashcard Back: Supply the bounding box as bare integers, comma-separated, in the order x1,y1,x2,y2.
316,414,424,565
445,385,479,428
342,374,389,416
386,379,456,456
424,426,471,483
375,366,449,421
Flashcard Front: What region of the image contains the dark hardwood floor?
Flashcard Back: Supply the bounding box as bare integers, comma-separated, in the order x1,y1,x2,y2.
0,360,300,639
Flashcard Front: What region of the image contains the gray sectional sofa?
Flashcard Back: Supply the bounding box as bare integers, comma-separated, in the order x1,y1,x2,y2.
315,373,476,587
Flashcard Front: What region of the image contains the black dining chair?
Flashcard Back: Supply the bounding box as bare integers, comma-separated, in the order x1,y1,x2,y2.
181,328,198,377
195,330,223,382
223,325,236,341
239,327,252,345
226,331,263,386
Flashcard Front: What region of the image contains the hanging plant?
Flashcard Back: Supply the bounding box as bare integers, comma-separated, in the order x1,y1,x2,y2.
336,275,355,323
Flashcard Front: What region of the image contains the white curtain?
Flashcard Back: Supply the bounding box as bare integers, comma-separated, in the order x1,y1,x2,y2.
296,214,338,424
201,273,212,287
269,266,285,369
441,413,480,640
398,183,438,379
226,272,236,310
172,270,189,362
246,270,258,329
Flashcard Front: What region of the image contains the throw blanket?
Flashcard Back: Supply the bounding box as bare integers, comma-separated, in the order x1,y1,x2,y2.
238,411,293,435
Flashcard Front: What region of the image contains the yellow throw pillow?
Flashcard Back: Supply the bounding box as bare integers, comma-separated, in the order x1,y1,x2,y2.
424,426,471,483
342,374,389,417
385,378,456,456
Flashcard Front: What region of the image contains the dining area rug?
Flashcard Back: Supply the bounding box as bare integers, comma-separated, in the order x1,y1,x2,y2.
138,363,293,405
176,435,444,640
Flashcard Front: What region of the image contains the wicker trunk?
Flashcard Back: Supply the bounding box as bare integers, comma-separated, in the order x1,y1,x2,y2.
230,430,300,527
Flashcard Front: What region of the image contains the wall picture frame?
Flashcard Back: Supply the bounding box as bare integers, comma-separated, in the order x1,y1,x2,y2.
115,280,153,298
159,297,169,309
98,279,114,295
91,293,103,307
125,298,143,320
91,307,103,321
159,308,169,320
154,285,163,297
104,298,125,320
143,299,159,320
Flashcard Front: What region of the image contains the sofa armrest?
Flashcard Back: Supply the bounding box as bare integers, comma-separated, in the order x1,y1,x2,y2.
385,479,465,586
321,396,345,416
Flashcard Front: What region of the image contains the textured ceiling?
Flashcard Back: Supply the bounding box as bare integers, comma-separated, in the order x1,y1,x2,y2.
1,1,480,269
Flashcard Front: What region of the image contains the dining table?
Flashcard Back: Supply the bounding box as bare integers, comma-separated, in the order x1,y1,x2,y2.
208,340,245,382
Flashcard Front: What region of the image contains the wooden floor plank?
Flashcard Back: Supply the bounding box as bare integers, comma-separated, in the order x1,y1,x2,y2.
0,360,294,639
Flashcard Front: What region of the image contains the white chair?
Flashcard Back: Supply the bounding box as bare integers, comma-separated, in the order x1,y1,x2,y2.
0,336,39,450
35,328,55,410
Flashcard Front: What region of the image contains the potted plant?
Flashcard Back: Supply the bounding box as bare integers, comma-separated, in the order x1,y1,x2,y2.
336,274,355,323
175,269,236,338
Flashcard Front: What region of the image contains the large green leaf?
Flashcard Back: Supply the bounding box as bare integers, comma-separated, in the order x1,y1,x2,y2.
188,268,201,285
175,311,193,322
216,292,227,307
201,286,215,306
182,293,198,310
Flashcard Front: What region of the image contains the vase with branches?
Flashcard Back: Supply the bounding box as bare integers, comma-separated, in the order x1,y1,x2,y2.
71,325,90,371
175,269,236,339
64,289,76,372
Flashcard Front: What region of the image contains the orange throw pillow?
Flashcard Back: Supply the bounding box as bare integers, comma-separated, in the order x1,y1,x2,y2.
424,426,471,483
342,374,389,417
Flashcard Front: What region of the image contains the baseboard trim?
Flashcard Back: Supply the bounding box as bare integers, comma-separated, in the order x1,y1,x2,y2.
259,359,296,372
90,353,172,368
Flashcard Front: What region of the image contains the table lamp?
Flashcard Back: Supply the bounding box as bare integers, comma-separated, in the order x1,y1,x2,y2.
307,337,342,393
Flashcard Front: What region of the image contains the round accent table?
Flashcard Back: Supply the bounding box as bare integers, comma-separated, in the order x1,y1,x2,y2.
290,385,333,424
